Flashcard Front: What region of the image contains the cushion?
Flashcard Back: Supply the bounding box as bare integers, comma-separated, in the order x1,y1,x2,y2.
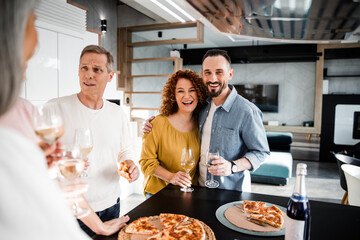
251,151,293,185
266,132,293,151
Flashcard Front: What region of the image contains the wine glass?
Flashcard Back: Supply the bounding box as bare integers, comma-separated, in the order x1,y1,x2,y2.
180,148,195,192
33,102,64,144
56,145,91,219
74,128,93,177
205,150,220,188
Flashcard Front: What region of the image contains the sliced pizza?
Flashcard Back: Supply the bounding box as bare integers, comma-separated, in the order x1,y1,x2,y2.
123,214,206,240
159,213,189,230
118,161,131,181
243,200,266,214
249,211,284,228
166,219,206,240
146,231,175,240
125,217,160,235
265,205,283,215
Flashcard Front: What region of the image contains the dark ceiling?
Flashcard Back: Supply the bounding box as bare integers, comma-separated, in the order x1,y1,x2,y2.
186,0,360,41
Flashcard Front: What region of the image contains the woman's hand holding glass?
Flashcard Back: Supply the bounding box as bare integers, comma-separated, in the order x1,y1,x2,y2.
38,141,63,168
169,171,192,190
180,148,195,192
33,102,64,144
33,102,65,167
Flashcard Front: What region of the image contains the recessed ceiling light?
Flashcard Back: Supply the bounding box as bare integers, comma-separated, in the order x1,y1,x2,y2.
150,0,185,22
165,0,195,21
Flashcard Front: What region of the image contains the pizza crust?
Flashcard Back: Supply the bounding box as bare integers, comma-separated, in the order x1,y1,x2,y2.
118,161,131,181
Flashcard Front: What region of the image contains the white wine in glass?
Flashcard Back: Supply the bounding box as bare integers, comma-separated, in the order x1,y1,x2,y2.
33,102,64,144
205,150,220,188
74,128,93,177
57,159,86,180
80,146,93,157
56,145,90,219
180,148,195,192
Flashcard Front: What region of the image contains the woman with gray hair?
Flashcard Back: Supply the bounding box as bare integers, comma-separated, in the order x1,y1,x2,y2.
0,0,90,239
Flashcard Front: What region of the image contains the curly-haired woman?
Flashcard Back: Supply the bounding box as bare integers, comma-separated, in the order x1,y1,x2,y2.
139,69,207,198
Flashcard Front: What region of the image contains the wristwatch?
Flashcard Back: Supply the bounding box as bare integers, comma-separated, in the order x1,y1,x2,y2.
231,161,238,174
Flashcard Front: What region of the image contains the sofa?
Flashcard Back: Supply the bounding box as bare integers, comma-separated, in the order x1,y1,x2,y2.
250,132,293,185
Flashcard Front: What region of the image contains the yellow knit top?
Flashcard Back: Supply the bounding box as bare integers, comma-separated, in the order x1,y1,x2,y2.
139,115,200,195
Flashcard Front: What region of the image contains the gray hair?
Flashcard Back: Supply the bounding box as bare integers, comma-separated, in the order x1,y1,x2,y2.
0,0,39,116
80,45,114,72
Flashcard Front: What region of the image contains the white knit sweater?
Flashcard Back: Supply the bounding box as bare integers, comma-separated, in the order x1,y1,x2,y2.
53,94,134,211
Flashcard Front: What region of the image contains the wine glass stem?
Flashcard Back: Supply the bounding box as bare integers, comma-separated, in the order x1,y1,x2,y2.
186,170,191,189
73,201,80,214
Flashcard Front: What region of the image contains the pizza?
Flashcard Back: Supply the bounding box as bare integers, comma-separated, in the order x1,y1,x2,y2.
249,211,284,228
125,217,160,235
118,161,131,181
165,219,205,240
122,214,206,240
265,205,283,215
160,213,189,230
243,200,266,214
243,201,284,228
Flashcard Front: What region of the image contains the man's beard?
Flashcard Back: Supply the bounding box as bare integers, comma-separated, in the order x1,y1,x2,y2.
206,82,225,98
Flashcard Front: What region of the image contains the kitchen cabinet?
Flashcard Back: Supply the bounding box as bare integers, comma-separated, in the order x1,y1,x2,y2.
23,27,99,105
25,27,58,103
58,33,83,97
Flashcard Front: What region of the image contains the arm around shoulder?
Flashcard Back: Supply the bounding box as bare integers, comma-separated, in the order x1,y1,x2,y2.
139,118,161,177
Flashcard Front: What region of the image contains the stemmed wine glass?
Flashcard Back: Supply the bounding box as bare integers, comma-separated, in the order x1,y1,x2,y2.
74,128,93,177
33,102,65,144
56,145,90,219
180,148,195,192
205,150,220,188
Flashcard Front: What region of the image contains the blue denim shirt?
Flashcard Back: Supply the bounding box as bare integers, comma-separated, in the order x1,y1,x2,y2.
199,85,270,191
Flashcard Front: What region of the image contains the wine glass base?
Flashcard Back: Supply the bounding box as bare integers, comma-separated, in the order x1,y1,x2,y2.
180,187,194,192
205,180,219,188
74,207,91,219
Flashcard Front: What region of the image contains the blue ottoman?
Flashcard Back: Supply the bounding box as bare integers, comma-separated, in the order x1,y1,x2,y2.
250,132,293,185
251,151,293,185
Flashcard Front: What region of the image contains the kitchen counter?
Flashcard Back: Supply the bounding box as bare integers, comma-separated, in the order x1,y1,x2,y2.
93,185,360,239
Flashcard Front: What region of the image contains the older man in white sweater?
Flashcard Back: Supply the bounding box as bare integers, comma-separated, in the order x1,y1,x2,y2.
51,45,139,237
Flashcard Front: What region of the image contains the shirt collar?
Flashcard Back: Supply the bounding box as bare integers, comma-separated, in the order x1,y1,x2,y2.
206,84,237,112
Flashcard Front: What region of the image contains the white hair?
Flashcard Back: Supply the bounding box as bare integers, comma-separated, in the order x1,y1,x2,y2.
0,0,39,116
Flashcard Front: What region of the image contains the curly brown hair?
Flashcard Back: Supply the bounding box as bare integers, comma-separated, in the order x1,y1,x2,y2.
159,69,207,120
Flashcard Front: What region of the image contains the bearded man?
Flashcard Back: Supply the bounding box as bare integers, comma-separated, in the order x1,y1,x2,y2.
197,49,270,191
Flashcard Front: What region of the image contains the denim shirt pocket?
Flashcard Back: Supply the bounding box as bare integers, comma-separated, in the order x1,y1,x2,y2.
217,127,239,154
